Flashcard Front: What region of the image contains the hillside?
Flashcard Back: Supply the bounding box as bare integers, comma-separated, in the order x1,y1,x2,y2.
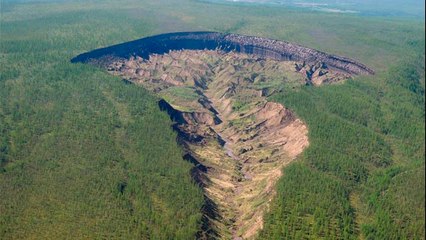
72,29,374,237
1,0,425,239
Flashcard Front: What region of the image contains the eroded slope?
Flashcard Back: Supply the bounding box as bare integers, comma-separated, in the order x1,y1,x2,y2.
103,50,350,239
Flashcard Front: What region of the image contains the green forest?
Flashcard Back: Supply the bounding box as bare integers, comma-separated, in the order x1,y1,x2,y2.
260,55,425,239
1,0,424,239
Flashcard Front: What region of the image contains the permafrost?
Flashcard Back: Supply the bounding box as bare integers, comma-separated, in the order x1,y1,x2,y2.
72,31,374,75
72,33,373,239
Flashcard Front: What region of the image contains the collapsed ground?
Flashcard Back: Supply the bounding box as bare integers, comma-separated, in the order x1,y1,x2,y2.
102,49,353,239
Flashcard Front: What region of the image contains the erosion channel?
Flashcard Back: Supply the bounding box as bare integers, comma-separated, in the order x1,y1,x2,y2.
72,32,373,239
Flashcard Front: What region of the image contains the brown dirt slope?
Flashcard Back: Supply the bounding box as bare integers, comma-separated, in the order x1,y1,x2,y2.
103,50,351,239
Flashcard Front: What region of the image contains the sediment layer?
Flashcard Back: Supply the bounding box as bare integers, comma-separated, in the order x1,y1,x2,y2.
72,31,374,76
72,33,373,239
105,50,311,239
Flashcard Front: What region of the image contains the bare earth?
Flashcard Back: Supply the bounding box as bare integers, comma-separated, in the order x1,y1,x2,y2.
105,50,350,239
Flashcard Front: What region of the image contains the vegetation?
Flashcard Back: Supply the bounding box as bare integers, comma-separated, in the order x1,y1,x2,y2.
160,86,201,112
260,54,425,239
0,3,204,239
1,0,424,239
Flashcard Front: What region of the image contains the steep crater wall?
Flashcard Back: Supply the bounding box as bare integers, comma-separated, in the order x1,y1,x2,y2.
72,31,374,75
72,33,374,239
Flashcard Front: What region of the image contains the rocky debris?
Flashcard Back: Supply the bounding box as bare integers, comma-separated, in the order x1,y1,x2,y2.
222,33,374,75
73,44,370,239
296,61,350,86
72,31,374,76
104,49,313,239
239,146,253,154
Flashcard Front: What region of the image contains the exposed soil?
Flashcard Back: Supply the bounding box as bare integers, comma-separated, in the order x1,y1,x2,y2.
72,32,373,239
72,32,374,76
101,49,354,239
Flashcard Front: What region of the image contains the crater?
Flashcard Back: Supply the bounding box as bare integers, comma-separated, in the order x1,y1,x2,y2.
72,32,373,239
